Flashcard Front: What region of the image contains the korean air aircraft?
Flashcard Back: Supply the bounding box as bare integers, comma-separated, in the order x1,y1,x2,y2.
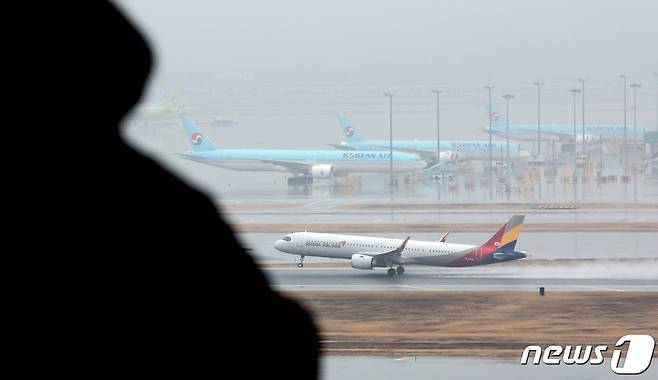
332,113,530,162
274,215,527,275
484,102,646,143
178,116,426,186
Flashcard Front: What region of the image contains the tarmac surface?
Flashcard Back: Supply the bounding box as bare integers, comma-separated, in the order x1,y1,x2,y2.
263,262,658,292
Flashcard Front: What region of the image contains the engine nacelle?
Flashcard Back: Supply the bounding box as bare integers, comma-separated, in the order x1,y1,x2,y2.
575,134,594,144
440,151,459,162
351,254,374,270
311,164,334,179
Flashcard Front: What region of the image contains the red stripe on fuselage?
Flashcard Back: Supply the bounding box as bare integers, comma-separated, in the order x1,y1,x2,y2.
447,224,506,267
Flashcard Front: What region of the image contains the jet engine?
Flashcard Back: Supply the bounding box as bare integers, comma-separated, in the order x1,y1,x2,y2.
575,134,594,144
351,254,374,270
311,164,334,179
440,151,459,162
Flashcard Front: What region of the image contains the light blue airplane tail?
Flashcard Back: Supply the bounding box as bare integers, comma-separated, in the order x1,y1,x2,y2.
180,116,219,152
482,101,507,130
336,113,366,143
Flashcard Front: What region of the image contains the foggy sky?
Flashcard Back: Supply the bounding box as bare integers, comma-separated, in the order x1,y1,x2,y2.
115,0,657,86
114,0,658,202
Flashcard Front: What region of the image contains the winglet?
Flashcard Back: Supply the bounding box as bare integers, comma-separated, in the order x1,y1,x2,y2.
397,236,410,252
440,232,449,243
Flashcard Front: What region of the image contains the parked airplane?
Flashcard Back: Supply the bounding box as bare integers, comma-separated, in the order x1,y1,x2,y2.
178,116,426,186
332,113,530,162
483,102,646,143
134,91,190,124
274,215,527,275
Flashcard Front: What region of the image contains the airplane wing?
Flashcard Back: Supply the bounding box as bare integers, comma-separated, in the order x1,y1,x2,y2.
257,159,311,173
364,144,458,165
366,144,436,161
516,127,573,140
327,143,357,151
356,237,410,266
370,236,410,257
175,153,209,161
401,149,439,163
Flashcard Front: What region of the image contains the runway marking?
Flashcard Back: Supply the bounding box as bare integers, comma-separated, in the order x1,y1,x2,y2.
397,285,444,292
272,284,658,291
574,285,626,292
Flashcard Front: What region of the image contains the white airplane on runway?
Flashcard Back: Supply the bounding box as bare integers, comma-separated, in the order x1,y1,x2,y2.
274,215,526,275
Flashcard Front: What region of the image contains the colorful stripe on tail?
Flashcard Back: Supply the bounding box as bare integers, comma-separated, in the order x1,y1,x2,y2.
497,215,525,252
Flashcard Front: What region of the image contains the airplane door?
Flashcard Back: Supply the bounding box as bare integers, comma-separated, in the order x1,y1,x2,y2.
296,233,305,248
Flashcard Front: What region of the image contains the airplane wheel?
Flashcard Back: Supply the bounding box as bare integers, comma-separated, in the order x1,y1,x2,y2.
297,263,304,268
387,268,396,276
396,266,405,275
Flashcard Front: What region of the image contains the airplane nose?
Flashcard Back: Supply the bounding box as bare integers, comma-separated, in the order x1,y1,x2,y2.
273,240,283,251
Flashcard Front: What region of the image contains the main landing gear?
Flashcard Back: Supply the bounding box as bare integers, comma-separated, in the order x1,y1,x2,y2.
387,266,405,276
288,175,313,186
297,255,305,268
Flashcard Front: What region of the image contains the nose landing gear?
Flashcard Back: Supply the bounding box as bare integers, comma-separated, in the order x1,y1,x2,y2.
297,255,305,268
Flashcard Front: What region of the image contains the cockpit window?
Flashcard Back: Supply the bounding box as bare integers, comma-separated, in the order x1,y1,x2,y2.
283,236,292,242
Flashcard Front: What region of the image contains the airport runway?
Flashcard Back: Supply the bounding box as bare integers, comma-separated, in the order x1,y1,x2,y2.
263,264,658,292
222,200,658,225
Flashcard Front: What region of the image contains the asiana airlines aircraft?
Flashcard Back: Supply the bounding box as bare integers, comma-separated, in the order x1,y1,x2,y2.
274,215,527,275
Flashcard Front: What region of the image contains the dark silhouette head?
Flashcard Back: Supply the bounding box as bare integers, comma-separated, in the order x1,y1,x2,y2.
38,2,319,378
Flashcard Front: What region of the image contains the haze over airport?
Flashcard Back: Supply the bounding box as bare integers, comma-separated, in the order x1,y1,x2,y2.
113,2,658,378
117,0,657,86
116,0,657,202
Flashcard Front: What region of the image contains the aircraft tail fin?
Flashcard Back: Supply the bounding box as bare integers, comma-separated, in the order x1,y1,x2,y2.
482,101,507,130
481,215,525,252
336,113,366,143
180,116,219,152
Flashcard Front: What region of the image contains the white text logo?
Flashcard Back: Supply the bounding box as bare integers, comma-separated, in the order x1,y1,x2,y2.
520,335,655,375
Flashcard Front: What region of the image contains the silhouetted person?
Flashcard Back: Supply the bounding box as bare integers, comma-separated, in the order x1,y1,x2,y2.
33,2,318,377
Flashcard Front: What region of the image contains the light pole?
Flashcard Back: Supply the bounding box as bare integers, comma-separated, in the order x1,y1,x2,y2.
569,88,580,201
577,78,586,154
620,75,628,169
653,72,658,132
502,94,514,194
432,89,442,163
384,92,394,201
484,85,495,200
630,83,642,204
569,88,581,141
533,81,543,156
502,94,514,165
630,83,642,151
